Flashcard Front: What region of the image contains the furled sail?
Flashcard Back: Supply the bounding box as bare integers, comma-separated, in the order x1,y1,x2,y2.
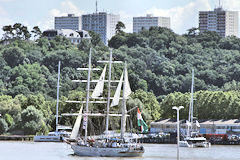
91,65,107,98
123,67,132,98
70,105,83,140
110,72,123,107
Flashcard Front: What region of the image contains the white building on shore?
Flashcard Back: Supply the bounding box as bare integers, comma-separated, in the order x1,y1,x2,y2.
42,29,91,44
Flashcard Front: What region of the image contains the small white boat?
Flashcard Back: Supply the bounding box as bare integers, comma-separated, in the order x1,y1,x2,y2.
180,137,211,148
179,140,191,147
34,130,71,142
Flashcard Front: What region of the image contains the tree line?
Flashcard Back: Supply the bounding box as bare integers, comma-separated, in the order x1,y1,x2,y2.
1,23,240,134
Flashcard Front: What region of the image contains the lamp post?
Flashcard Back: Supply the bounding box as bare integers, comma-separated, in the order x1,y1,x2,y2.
172,106,184,160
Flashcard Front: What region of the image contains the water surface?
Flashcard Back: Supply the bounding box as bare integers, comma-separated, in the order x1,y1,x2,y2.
0,141,239,160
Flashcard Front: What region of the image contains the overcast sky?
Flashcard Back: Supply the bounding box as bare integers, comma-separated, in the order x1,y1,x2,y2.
0,0,240,37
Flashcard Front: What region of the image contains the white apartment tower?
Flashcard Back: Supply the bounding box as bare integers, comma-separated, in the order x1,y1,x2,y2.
199,7,238,37
133,14,171,33
82,12,120,45
55,14,82,30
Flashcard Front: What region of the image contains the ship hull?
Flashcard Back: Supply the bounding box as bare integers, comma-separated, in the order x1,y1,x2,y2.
71,144,144,157
34,135,62,142
179,140,211,148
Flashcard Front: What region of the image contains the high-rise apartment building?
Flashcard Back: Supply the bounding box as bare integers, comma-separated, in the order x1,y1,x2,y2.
82,12,120,45
199,7,238,37
55,14,82,30
133,14,170,33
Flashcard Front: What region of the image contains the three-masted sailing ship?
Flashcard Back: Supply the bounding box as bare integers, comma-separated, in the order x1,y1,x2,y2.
64,49,144,157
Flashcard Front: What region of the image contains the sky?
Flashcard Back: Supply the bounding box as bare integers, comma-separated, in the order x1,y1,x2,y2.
0,0,240,37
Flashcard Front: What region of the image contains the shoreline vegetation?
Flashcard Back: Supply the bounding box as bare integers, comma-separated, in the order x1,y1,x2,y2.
1,24,240,135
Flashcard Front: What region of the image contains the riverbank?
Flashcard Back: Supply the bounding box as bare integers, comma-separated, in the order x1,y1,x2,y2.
0,135,33,141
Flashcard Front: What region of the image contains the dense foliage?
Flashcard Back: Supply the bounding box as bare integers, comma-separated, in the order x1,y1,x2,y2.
1,23,240,134
160,90,240,120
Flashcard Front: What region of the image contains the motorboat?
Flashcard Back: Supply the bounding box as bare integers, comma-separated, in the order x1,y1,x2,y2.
34,130,71,142
180,136,211,148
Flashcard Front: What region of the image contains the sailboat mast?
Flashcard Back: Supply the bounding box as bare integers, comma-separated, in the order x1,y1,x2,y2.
105,49,113,134
187,101,191,137
120,62,127,139
85,48,92,142
56,61,61,132
190,69,194,129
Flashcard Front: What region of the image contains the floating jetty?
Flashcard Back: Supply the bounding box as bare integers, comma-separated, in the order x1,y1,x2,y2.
0,135,34,141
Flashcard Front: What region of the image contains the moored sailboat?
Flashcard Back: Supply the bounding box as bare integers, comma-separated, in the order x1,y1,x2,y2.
34,61,72,142
179,69,211,148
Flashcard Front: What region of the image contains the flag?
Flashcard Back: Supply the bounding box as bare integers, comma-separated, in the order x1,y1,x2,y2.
196,120,200,127
83,114,87,130
137,108,148,133
186,120,191,127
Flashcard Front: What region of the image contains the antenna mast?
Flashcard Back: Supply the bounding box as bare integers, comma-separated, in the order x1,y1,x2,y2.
96,0,98,14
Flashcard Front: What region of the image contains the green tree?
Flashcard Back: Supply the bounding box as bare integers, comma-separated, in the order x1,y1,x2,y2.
78,39,91,52
4,114,14,130
0,118,8,134
88,31,104,46
2,23,31,40
2,25,13,40
108,34,127,49
31,26,42,40
2,47,25,67
8,63,49,96
131,89,161,121
186,27,199,37
21,105,45,135
115,21,126,34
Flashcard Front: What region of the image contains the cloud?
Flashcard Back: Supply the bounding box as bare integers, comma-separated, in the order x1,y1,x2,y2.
221,0,240,11
50,0,84,17
118,11,134,33
0,5,13,37
0,5,7,16
144,0,211,34
0,0,14,2
37,0,84,31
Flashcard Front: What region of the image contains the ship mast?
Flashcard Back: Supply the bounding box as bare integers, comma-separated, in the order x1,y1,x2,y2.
56,61,61,132
97,49,122,135
188,69,194,136
84,48,92,142
190,69,194,128
63,49,124,139
120,61,127,139
105,50,112,134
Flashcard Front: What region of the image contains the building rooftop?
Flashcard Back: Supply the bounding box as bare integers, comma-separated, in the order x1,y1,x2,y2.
152,118,240,125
